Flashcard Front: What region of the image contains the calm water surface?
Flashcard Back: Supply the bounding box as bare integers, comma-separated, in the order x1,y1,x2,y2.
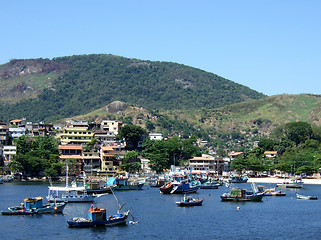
1,181,321,240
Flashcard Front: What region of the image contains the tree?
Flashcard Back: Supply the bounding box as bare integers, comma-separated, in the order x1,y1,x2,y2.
121,151,141,173
118,124,147,150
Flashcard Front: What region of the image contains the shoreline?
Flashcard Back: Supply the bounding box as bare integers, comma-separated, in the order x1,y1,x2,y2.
248,177,321,185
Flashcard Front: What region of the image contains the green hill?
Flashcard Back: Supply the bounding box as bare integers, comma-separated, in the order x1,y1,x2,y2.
0,54,265,122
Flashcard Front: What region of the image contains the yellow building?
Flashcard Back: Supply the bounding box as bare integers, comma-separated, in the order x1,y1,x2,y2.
101,120,121,134
98,146,126,176
59,127,94,145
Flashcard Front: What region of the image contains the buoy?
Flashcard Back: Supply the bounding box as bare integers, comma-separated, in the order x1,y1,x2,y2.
237,206,240,210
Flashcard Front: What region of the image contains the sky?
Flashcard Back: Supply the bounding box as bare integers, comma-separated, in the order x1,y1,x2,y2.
1,0,320,96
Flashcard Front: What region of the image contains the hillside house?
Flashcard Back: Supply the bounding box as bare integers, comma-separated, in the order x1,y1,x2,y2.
264,151,278,158
59,145,83,175
187,155,225,175
149,133,163,141
59,126,93,145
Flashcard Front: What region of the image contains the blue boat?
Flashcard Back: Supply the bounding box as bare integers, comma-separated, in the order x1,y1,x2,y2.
160,174,201,194
2,196,66,215
67,205,130,228
105,177,144,190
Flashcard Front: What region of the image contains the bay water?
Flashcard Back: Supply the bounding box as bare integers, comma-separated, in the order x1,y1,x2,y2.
1,182,321,240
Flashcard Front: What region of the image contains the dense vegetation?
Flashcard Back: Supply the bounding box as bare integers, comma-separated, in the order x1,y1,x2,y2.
231,121,321,176
0,54,265,122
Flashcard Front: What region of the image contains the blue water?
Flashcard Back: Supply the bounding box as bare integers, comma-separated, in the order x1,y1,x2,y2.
1,182,321,240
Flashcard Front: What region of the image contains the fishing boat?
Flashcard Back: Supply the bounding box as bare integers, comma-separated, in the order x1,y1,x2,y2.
276,178,303,188
200,181,220,189
227,174,248,183
105,176,144,190
47,166,96,203
159,182,174,194
160,174,201,194
296,193,318,200
176,195,204,207
67,205,130,227
67,186,130,227
256,185,286,196
221,188,264,202
2,196,66,215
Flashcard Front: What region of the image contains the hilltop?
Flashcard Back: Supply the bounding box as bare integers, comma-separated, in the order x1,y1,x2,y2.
0,54,265,122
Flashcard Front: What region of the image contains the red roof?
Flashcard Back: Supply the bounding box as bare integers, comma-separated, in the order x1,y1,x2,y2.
59,145,83,150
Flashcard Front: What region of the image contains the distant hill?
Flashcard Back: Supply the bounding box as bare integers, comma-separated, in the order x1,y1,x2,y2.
0,54,265,122
67,94,321,147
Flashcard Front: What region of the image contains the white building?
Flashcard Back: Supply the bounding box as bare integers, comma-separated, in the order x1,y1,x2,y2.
149,133,163,141
3,145,17,165
9,127,25,138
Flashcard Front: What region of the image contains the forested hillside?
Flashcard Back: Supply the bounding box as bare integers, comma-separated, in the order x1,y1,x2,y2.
0,54,265,122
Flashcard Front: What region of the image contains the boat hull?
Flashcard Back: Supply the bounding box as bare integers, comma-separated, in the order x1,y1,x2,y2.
67,212,129,228
2,202,66,215
47,195,95,203
176,199,204,206
221,194,264,202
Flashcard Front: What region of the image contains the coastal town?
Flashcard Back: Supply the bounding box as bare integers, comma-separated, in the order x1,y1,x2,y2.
0,117,292,180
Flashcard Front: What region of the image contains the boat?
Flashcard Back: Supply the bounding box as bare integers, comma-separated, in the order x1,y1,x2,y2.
256,185,286,196
105,176,144,190
47,166,97,203
220,188,264,202
67,205,130,227
276,178,303,188
150,178,165,188
1,196,66,215
176,195,204,207
264,189,286,196
200,181,220,189
159,182,173,194
228,174,248,183
160,174,201,194
296,193,318,200
67,185,130,228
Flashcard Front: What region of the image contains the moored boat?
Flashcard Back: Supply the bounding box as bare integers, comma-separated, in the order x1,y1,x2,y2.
227,175,248,183
221,188,264,202
67,205,130,227
296,193,318,200
160,174,201,194
2,196,66,215
105,177,144,190
176,195,204,207
200,181,220,189
276,178,303,188
160,182,173,194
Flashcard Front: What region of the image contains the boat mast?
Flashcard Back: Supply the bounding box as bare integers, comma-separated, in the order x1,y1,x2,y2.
66,163,69,187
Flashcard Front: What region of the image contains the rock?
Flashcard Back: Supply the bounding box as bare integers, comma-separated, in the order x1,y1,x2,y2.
105,101,127,113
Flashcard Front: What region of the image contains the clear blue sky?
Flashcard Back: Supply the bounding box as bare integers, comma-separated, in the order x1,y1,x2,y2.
1,0,320,96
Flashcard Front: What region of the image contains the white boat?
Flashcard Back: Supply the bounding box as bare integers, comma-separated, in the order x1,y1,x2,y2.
276,178,303,188
47,166,96,203
296,193,318,200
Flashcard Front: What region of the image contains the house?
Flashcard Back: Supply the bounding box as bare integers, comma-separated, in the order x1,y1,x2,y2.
93,130,117,147
264,151,278,158
187,155,225,175
101,120,121,134
140,158,152,173
82,151,101,176
0,125,10,145
149,133,163,141
58,145,83,175
228,152,244,160
98,146,126,176
9,127,25,139
2,145,17,166
59,126,94,145
10,118,26,128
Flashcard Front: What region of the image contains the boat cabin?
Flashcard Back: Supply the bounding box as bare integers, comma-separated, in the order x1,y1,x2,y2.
88,206,107,221
24,196,43,210
230,188,246,198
